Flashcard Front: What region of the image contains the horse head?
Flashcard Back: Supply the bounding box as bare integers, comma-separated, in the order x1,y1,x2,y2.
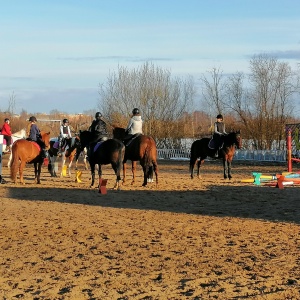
226,130,241,149
41,131,51,150
79,130,92,151
113,127,126,140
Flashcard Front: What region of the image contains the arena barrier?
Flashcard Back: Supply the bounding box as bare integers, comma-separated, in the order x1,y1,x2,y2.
157,149,286,162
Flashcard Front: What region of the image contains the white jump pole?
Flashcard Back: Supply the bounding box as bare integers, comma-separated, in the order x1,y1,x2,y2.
0,134,3,183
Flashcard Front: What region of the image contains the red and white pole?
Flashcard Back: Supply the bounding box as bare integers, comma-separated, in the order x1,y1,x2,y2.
287,128,292,172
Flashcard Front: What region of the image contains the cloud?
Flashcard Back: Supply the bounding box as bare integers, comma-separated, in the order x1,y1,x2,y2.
57,56,178,62
248,50,300,60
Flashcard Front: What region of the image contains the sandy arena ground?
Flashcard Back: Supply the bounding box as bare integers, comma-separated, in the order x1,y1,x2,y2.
0,154,299,299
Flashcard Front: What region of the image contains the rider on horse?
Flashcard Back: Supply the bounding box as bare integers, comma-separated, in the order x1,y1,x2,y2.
58,118,72,156
123,108,143,145
87,112,108,159
26,116,48,159
213,114,227,157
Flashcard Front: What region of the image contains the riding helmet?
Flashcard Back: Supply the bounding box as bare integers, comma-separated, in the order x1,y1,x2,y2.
216,114,223,120
29,116,37,122
63,118,69,124
132,108,140,115
95,112,102,119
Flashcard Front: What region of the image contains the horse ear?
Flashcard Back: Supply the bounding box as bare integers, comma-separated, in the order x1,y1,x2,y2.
47,132,50,135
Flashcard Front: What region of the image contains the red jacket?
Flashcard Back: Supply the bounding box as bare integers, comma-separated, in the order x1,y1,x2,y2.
1,123,12,136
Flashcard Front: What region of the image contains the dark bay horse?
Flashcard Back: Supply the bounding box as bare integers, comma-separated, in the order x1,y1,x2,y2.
48,137,80,177
113,127,158,186
10,131,51,184
190,130,242,180
79,130,125,189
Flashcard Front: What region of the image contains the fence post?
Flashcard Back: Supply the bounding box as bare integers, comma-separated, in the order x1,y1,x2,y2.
287,128,292,172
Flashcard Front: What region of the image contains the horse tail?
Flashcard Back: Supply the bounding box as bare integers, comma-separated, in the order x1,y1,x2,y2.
145,138,155,178
10,143,19,182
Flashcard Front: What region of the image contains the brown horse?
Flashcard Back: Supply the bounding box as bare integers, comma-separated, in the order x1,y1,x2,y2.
10,131,51,184
113,127,158,186
190,130,242,180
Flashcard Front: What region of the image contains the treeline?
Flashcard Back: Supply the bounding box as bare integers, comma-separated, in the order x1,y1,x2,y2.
1,56,300,149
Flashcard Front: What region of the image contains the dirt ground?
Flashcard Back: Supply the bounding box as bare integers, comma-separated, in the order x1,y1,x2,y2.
0,154,299,300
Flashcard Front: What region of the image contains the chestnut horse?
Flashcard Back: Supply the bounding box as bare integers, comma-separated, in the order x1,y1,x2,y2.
10,131,51,184
113,127,158,186
190,130,242,180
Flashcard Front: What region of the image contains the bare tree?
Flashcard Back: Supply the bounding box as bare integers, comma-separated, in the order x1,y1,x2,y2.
200,67,227,118
98,62,195,145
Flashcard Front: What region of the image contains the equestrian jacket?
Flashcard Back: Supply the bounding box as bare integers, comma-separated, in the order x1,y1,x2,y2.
89,119,108,137
59,125,72,139
214,121,227,135
28,123,42,141
126,115,143,135
1,123,12,136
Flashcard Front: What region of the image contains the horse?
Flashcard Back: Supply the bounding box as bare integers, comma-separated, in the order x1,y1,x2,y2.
10,131,51,184
78,130,125,189
113,127,158,187
189,130,242,180
47,137,81,177
5,128,27,167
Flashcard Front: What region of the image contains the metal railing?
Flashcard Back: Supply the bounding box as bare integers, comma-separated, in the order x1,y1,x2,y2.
157,149,286,162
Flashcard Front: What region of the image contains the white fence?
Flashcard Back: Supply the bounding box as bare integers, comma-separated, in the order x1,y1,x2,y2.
157,149,286,162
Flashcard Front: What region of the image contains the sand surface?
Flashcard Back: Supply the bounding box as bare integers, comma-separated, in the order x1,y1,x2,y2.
0,154,299,299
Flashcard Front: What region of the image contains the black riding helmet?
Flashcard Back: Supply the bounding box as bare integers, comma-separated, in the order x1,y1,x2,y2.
29,116,37,122
63,118,69,124
132,108,140,115
216,114,223,120
95,112,102,119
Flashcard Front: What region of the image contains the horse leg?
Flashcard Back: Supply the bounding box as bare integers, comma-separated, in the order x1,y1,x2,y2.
90,163,96,187
190,157,197,179
112,163,121,190
97,165,102,188
7,152,12,168
142,165,148,187
153,161,158,185
227,160,232,180
19,160,26,185
196,159,204,179
131,161,136,185
223,159,228,179
36,162,42,184
122,162,127,185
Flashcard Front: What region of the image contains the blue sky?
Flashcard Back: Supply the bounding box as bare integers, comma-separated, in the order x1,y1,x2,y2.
1,0,300,115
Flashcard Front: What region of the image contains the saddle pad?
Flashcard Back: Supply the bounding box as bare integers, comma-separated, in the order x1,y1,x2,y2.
53,141,59,149
31,141,41,152
93,141,104,152
208,138,216,149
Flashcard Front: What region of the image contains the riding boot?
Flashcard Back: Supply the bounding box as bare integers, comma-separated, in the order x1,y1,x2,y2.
214,150,218,158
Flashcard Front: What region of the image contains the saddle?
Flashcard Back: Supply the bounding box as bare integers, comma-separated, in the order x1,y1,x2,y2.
123,133,141,146
208,138,223,150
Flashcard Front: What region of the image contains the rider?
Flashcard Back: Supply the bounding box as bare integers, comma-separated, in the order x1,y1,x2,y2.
1,118,12,152
58,118,72,155
213,114,227,157
27,116,48,159
124,108,143,144
88,112,108,158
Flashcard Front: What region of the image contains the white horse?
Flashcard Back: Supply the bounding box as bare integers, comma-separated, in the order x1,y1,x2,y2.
6,128,27,168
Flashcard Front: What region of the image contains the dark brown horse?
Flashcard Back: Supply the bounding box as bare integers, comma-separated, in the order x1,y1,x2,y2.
79,130,125,189
190,130,242,180
10,131,51,184
113,127,158,186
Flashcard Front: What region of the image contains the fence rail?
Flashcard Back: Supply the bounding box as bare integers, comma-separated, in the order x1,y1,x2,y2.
157,149,287,162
